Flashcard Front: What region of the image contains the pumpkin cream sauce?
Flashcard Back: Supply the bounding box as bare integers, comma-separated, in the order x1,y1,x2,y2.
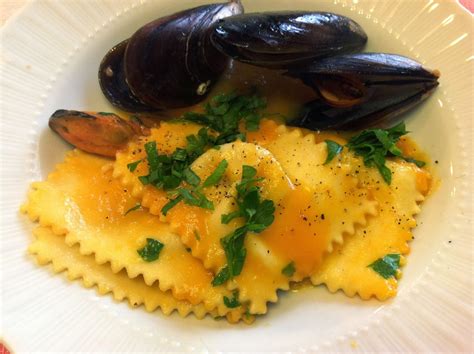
166,60,316,121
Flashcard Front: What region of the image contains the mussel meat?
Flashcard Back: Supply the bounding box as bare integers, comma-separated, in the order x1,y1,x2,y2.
49,110,149,157
286,53,440,130
210,11,367,69
99,1,244,112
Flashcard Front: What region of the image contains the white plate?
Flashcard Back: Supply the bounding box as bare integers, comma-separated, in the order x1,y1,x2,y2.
1,0,472,352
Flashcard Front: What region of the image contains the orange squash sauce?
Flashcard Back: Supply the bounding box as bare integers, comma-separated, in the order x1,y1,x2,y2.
258,185,331,276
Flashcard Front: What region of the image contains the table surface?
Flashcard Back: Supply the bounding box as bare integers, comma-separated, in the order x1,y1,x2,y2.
0,0,27,26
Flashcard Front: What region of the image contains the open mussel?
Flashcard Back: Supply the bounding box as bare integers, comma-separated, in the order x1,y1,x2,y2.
49,110,149,157
99,1,244,112
210,12,367,69
286,53,440,130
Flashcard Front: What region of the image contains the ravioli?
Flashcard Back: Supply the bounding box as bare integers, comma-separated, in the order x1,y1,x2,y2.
22,150,249,320
112,121,378,313
113,121,202,201
311,159,431,300
23,111,434,321
252,124,378,252
164,141,376,313
29,226,210,319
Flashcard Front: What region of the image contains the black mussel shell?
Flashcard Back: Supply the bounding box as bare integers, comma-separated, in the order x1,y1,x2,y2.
124,1,244,109
287,53,440,130
98,40,156,112
210,11,367,69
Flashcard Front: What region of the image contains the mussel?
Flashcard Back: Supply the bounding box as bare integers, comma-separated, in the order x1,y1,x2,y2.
210,12,367,69
286,53,440,130
99,40,154,112
49,110,149,157
99,1,244,112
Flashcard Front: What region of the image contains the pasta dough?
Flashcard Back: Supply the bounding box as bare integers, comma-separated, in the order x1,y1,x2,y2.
22,150,249,320
163,139,377,313
113,121,378,313
113,121,202,201
29,226,210,319
311,160,431,300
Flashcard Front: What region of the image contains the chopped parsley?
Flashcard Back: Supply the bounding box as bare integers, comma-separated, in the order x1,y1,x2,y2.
135,92,266,217
137,238,164,262
183,92,266,144
211,266,230,286
124,203,141,216
347,122,425,184
127,159,142,172
213,166,275,286
368,254,401,279
281,261,296,277
161,159,228,215
137,128,217,191
223,290,241,308
324,140,343,164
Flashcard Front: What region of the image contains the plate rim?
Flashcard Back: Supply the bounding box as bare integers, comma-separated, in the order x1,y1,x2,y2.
1,0,473,352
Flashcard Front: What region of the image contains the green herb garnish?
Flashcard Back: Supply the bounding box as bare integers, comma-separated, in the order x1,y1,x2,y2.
127,159,142,172
138,128,217,191
212,266,230,286
347,122,425,184
281,261,296,277
161,160,228,215
213,166,275,286
223,290,241,308
324,140,343,164
403,157,426,167
183,92,266,144
368,254,401,279
137,238,164,262
124,203,141,216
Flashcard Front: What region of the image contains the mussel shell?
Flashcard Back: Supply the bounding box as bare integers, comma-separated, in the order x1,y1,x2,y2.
287,53,440,130
98,40,155,112
210,11,367,69
124,1,244,109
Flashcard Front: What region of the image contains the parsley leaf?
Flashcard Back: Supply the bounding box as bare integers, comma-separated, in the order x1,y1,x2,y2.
368,254,401,279
212,266,230,286
213,165,275,286
324,140,343,164
137,238,164,262
183,168,201,187
127,160,142,172
161,160,228,215
221,226,248,279
183,92,267,143
403,157,426,167
223,290,241,308
202,160,228,188
124,203,141,216
281,261,296,277
138,128,217,191
347,122,425,184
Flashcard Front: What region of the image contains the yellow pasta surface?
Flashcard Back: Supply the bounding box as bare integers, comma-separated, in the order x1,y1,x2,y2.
312,160,431,300
254,123,379,253
112,121,378,313
113,121,202,201
29,226,210,319
22,150,248,319
165,141,376,313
